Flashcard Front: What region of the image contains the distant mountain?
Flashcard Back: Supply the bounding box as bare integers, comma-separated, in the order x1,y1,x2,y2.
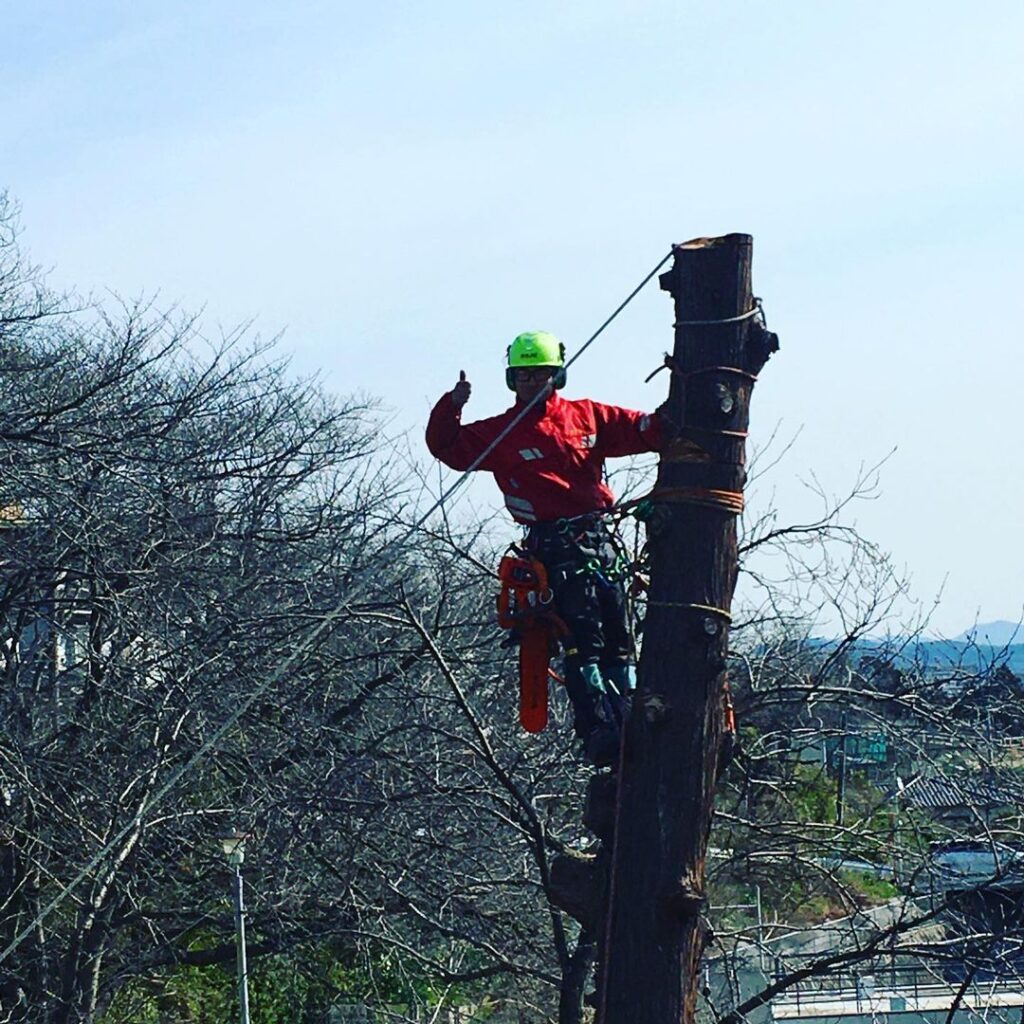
803,632,1024,677
954,621,1023,646
912,639,1024,676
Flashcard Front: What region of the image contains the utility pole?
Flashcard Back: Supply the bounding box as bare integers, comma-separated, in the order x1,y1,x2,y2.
599,235,777,1023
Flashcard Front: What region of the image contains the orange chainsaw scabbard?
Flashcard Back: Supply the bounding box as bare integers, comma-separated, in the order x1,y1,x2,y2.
518,628,550,733
496,553,555,733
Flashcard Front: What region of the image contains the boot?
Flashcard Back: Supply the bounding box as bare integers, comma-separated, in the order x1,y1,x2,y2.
585,721,621,767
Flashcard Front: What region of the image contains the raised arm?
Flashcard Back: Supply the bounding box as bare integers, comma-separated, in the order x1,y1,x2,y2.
425,372,502,472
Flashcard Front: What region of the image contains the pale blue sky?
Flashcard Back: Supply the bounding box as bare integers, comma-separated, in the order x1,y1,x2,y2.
4,1,1022,635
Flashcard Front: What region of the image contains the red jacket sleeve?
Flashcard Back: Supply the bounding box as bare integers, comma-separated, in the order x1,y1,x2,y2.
591,401,663,458
425,392,503,472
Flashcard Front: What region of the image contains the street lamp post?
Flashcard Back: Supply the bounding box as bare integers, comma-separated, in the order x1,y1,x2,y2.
219,832,251,1024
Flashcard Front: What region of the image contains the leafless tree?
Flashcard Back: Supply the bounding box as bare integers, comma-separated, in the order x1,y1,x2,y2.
3,197,1021,1024
0,200,431,1020
0,200,605,1024
700,458,1024,1024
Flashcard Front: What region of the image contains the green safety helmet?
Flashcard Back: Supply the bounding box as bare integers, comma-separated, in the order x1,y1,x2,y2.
505,331,567,391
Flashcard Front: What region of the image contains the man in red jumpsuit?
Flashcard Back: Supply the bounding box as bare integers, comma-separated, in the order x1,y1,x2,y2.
426,331,667,763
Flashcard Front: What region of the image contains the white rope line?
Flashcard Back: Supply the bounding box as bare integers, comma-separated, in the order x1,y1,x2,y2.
0,248,675,966
673,298,763,327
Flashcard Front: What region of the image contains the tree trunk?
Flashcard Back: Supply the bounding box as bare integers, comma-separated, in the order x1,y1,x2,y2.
558,929,596,1024
599,234,777,1023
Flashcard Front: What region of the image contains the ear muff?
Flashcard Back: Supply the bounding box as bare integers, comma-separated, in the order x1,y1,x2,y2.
553,344,567,389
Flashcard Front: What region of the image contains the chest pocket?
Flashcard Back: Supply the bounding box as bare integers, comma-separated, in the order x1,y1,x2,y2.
563,430,598,464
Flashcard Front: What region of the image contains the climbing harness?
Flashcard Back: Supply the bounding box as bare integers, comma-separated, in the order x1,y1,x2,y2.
496,518,631,735
496,553,567,733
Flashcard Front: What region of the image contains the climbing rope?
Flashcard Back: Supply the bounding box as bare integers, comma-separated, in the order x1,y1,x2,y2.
597,708,630,1024
432,247,676,517
649,485,745,515
646,600,733,622
0,250,677,968
645,355,759,386
673,297,764,327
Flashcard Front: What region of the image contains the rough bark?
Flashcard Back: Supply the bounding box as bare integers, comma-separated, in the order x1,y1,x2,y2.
600,234,777,1023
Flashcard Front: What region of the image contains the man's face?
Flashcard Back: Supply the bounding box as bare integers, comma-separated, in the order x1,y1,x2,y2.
512,366,555,404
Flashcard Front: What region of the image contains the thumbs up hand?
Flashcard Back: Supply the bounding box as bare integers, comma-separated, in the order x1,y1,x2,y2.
451,370,472,409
